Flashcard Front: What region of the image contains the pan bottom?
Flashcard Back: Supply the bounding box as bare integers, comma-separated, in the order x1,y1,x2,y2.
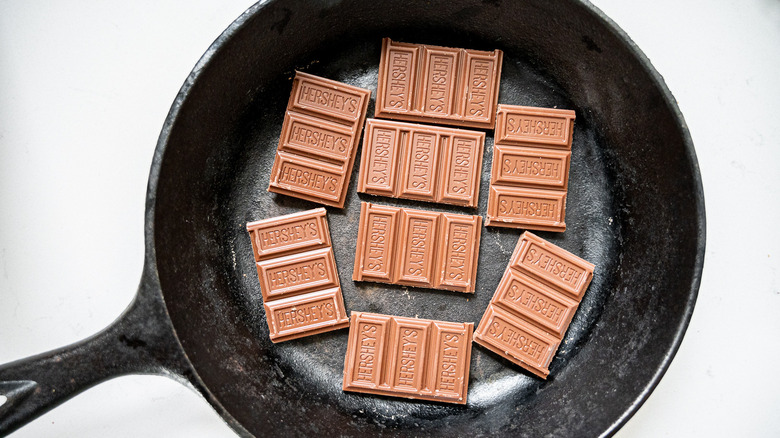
224,38,619,426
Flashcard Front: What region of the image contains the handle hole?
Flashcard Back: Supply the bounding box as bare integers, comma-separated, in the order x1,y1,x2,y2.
0,395,7,407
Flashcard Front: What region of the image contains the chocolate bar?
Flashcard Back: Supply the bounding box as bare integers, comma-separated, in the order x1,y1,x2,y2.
246,208,349,342
342,312,473,404
357,119,485,207
486,105,576,231
375,38,502,129
352,202,481,293
473,232,594,378
268,71,371,208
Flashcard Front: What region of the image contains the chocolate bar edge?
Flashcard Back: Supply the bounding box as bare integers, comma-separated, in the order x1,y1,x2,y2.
484,217,567,232
269,319,350,343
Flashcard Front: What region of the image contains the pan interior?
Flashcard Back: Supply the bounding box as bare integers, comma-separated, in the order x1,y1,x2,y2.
230,37,614,421
153,1,702,436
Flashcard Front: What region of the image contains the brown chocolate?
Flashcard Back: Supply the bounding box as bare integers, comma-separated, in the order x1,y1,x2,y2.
357,119,485,207
473,232,594,378
486,105,575,231
494,105,576,148
508,232,593,299
342,311,473,404
352,202,482,293
487,186,568,232
375,38,503,129
492,145,570,190
246,208,349,342
268,71,371,208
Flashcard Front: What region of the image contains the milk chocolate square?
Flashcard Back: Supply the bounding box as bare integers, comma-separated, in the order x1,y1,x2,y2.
246,208,349,342
352,202,481,293
268,72,371,208
376,39,503,129
343,312,473,404
473,232,594,378
486,105,576,231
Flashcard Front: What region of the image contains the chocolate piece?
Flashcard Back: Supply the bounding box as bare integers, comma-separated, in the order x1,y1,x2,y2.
473,232,594,378
268,71,371,208
352,202,481,293
494,105,575,148
375,38,503,129
492,269,578,338
487,186,567,232
357,119,485,207
492,145,570,190
246,208,349,342
487,105,575,231
255,248,339,300
509,232,593,299
247,207,331,261
342,311,473,404
265,288,348,341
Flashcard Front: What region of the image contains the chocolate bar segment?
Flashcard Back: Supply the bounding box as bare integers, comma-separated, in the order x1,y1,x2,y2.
343,312,473,404
492,145,570,190
487,105,576,231
495,105,575,148
255,248,339,301
272,152,347,204
281,113,356,162
487,186,567,232
246,208,330,261
397,209,440,287
437,214,481,291
376,38,502,129
429,321,472,396
264,288,348,342
353,202,481,293
492,269,578,337
473,305,558,378
355,203,400,282
269,71,371,208
246,208,349,342
357,119,485,207
510,231,594,299
474,232,594,378
347,312,391,387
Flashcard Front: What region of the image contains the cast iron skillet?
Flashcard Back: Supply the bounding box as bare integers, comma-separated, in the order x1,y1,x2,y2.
0,0,706,436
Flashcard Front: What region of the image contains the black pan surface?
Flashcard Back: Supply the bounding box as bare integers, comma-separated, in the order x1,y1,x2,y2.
0,0,704,436
152,0,704,436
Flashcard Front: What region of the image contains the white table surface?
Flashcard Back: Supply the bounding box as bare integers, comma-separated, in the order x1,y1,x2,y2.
1,1,778,436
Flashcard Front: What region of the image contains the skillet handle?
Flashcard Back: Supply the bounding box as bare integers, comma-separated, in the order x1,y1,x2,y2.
0,268,193,436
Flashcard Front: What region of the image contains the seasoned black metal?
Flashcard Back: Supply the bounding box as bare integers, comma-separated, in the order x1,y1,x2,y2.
0,263,201,435
0,0,705,437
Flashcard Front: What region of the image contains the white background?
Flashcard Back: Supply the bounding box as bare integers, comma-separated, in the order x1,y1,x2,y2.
1,1,778,436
